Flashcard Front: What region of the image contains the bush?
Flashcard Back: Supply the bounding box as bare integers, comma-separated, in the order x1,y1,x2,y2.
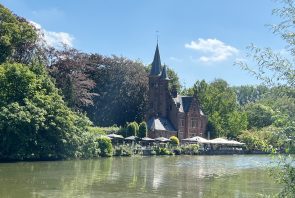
113,145,133,156
138,122,147,138
155,147,173,155
170,136,179,146
95,137,113,157
181,144,200,155
173,147,182,155
88,127,106,135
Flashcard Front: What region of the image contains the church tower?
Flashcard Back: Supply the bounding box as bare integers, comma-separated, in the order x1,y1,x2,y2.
147,44,170,119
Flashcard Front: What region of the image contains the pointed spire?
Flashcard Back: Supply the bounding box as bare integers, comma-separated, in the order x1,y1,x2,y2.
150,43,162,76
160,64,169,80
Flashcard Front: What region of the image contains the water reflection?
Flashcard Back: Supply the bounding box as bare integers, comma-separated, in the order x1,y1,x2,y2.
0,155,281,198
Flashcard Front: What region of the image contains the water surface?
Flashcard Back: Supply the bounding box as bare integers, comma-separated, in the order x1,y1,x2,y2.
0,155,281,198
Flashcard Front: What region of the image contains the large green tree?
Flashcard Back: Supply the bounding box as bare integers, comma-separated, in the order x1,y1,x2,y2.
0,62,96,160
245,103,274,129
236,0,295,196
0,4,42,64
0,4,98,161
191,79,248,138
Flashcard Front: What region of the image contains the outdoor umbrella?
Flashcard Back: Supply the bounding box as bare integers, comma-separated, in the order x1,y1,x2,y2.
155,137,171,142
141,137,155,141
107,133,124,139
125,136,139,141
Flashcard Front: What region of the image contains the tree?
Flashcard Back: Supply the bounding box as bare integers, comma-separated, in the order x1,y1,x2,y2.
126,122,138,137
48,48,97,110
85,55,148,126
138,122,147,138
95,136,112,157
191,79,248,138
0,62,95,160
0,4,42,65
245,103,274,129
236,0,295,196
233,85,269,106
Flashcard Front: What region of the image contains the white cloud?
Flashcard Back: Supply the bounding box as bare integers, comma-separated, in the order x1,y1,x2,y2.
185,38,238,63
30,21,74,48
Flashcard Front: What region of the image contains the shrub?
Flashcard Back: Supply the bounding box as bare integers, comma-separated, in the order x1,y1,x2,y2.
88,126,106,135
138,122,147,138
170,136,179,146
113,145,133,156
155,147,173,155
181,144,200,155
173,147,182,155
95,137,113,157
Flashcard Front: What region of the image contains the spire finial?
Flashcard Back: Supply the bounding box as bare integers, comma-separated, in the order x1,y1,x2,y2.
156,30,159,44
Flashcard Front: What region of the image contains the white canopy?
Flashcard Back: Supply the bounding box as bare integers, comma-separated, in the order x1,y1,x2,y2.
141,137,155,141
155,137,171,142
182,136,245,146
107,133,124,139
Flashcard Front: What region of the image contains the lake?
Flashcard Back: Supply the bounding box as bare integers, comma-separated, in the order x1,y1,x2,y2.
0,155,281,198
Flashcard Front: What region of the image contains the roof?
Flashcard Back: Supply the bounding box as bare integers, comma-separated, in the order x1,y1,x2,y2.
172,95,205,115
150,44,162,76
147,117,176,132
160,64,169,80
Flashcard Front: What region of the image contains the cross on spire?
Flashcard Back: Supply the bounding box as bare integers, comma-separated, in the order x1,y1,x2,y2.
156,30,159,44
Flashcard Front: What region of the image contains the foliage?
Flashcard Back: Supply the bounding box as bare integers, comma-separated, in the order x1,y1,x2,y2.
95,136,113,157
0,4,40,64
236,1,295,195
238,126,290,153
233,85,268,106
92,125,121,135
126,122,138,137
88,126,106,135
86,55,148,126
270,156,295,198
169,136,179,146
0,62,96,160
180,144,200,155
238,131,269,152
191,79,248,138
113,144,133,156
172,147,182,155
245,103,275,129
154,147,173,155
48,48,97,110
138,122,147,138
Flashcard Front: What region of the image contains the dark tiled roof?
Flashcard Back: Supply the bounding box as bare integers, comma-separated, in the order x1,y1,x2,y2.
147,117,176,132
150,44,162,76
181,96,193,112
160,64,169,80
173,95,204,113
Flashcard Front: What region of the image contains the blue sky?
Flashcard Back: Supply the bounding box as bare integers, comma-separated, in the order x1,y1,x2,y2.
1,0,286,87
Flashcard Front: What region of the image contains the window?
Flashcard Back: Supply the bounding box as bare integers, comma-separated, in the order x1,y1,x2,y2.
180,119,185,127
191,118,197,128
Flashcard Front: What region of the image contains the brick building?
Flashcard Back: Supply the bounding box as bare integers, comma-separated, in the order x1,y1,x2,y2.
146,44,208,139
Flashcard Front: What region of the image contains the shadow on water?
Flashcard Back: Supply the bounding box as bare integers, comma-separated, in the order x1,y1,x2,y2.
0,155,281,198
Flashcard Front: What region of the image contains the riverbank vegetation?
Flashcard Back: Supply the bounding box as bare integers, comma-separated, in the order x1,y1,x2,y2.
0,2,293,163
